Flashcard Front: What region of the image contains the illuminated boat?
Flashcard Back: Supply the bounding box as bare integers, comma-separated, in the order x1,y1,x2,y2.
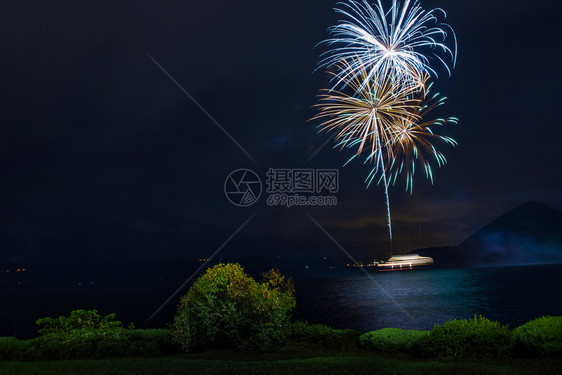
376,254,433,271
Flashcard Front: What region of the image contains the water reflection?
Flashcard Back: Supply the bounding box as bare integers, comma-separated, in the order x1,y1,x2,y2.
293,264,562,331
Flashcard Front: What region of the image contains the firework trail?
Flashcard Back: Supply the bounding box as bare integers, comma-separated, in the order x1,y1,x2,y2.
313,58,423,239
313,0,457,243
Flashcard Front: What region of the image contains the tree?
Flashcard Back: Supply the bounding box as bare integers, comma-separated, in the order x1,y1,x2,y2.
169,263,295,351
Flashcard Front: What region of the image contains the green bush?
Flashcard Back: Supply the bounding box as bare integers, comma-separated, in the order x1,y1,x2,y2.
0,329,175,360
138,329,180,355
321,329,361,351
289,321,360,350
289,321,339,342
417,315,513,359
169,264,296,352
138,329,168,343
31,329,138,359
512,316,562,357
0,310,172,360
360,328,428,353
0,337,20,360
36,309,126,335
33,329,146,360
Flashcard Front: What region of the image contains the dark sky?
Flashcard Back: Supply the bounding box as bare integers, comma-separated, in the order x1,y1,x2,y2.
1,0,561,263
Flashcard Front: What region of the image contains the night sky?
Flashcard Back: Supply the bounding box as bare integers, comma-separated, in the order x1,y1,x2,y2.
1,0,561,263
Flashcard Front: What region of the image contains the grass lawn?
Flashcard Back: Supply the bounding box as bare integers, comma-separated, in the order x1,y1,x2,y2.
1,342,560,375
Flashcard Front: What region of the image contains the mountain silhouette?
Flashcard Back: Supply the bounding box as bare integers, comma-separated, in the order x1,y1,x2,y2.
417,202,562,267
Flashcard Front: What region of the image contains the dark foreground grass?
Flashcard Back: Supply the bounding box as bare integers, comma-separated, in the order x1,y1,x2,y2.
1,356,560,375
1,342,560,375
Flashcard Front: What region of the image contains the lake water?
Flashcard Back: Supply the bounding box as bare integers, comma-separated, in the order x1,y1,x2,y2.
2,263,562,337
293,263,562,332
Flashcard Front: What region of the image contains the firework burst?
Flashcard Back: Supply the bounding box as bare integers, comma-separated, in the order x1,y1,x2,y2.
319,0,456,91
366,85,458,193
313,58,427,239
313,59,423,161
312,0,458,243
